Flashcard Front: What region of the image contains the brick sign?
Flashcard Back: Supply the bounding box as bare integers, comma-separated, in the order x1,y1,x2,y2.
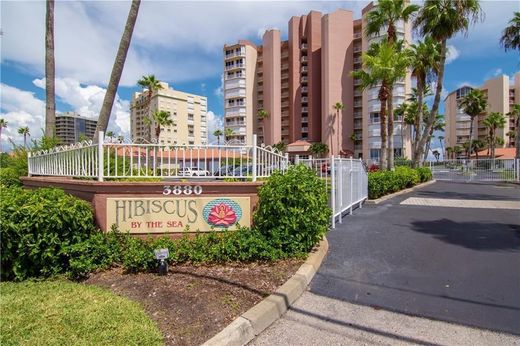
106,196,251,233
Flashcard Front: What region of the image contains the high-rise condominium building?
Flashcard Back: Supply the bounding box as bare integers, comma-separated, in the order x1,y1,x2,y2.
130,82,208,146
223,2,412,160
445,72,519,154
55,111,97,145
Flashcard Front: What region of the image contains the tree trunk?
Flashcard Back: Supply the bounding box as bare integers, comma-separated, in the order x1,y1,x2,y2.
330,115,334,156
516,117,520,159
412,77,425,167
387,87,394,170
94,0,141,142
379,87,388,170
414,40,447,166
156,124,161,140
468,115,476,159
45,0,56,138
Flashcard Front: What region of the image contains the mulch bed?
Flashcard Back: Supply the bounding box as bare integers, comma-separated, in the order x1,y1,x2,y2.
85,259,303,346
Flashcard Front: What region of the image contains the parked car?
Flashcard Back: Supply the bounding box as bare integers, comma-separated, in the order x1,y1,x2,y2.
213,165,238,177
232,165,253,176
178,167,209,177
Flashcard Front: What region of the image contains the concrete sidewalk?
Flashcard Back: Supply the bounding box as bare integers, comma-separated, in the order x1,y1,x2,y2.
252,291,520,345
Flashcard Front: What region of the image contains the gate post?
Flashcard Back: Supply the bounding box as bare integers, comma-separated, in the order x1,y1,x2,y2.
252,134,257,182
97,131,104,182
331,155,335,229
339,157,343,223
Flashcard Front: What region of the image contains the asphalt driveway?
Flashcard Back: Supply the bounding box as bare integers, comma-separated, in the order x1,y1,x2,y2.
311,181,520,335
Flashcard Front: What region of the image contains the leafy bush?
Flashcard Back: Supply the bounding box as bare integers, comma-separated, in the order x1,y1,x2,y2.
0,167,22,187
416,167,433,182
253,164,331,256
368,167,427,199
0,187,96,280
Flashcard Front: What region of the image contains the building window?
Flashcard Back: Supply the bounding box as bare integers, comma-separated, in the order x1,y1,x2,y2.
370,112,380,124
370,149,381,161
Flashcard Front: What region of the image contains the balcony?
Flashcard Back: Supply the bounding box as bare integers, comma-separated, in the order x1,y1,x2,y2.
302,107,308,113
301,96,308,103
282,63,289,70
354,32,362,39
354,57,362,64
354,45,362,53
354,111,362,118
354,101,362,108
301,43,308,50
302,127,309,132
281,51,289,59
225,63,245,71
301,66,308,73
354,79,362,86
354,122,362,130
301,56,308,63
281,91,289,99
301,86,308,93
354,90,362,97
281,101,289,108
301,76,308,83
301,117,308,123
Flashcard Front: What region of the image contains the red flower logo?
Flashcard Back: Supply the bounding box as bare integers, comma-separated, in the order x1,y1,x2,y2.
208,203,237,227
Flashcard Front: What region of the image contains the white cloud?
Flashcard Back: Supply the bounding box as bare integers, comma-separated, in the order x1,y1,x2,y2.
214,74,224,98
0,84,45,148
206,111,224,144
493,68,503,77
445,45,460,64
1,1,365,86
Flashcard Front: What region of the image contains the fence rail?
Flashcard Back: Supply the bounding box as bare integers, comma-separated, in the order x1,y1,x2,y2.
28,132,288,181
429,159,519,182
299,156,368,228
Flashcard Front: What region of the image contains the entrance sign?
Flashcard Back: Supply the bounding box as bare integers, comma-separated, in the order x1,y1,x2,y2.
106,196,251,233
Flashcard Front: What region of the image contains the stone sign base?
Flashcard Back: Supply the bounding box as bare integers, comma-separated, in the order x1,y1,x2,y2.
21,177,261,237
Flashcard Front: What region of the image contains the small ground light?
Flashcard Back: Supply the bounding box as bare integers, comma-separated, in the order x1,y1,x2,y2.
154,248,169,275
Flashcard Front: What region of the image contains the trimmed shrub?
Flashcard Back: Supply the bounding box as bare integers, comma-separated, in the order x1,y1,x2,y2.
0,167,22,187
416,167,433,183
368,166,426,199
253,164,331,256
0,187,96,280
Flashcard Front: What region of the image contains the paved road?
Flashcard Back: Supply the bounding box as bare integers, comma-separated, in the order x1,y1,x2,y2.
254,181,520,344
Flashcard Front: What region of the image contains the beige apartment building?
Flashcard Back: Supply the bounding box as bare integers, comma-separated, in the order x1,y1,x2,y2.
55,111,97,145
130,82,208,146
445,72,520,154
223,2,412,160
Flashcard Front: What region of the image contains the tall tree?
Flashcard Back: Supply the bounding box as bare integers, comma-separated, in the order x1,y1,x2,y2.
506,130,516,147
423,114,445,162
459,89,487,159
333,102,344,156
409,37,441,165
213,129,223,145
145,110,174,140
482,112,507,159
365,0,419,44
18,127,30,149
414,0,483,164
0,118,7,153
438,135,445,159
365,0,418,169
137,75,164,140
309,142,329,158
45,0,56,138
445,146,453,160
224,127,234,141
500,12,520,53
507,104,520,159
94,0,141,142
352,41,410,169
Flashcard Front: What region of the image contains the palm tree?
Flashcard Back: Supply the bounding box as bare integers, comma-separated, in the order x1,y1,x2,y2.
224,127,234,141
95,0,141,143
445,146,453,160
272,141,287,153
423,114,445,162
459,89,487,159
213,129,223,145
500,12,520,52
453,145,463,159
507,104,520,159
482,112,507,159
145,110,174,140
105,131,114,143
137,74,164,140
432,150,440,162
409,37,441,165
352,41,411,169
0,118,7,153
45,0,56,138
257,109,269,120
365,0,419,44
506,130,516,147
309,142,329,158
471,139,486,159
117,135,125,143
414,0,483,165
18,127,30,148
438,135,445,159
333,102,344,156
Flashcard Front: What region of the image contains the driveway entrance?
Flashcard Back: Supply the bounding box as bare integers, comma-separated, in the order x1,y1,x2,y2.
311,181,520,335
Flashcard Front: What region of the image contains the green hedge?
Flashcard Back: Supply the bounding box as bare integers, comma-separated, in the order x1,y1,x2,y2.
2,164,331,280
368,166,431,199
0,187,96,281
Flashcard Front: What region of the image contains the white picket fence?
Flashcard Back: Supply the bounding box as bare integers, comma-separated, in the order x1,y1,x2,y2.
428,159,520,182
28,132,288,181
299,156,368,228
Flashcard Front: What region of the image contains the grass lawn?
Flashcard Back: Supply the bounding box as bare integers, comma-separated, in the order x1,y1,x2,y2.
1,280,163,346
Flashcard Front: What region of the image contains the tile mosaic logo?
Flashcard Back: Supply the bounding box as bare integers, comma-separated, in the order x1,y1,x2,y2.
203,198,243,228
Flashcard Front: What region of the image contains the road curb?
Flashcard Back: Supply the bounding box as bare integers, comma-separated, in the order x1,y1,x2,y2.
203,237,329,346
366,179,437,205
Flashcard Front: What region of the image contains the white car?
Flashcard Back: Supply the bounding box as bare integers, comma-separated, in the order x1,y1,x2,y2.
178,167,209,177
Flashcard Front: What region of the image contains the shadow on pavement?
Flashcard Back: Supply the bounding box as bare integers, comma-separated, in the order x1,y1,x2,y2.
410,219,520,252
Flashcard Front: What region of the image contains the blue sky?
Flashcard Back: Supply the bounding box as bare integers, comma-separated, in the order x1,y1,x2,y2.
1,0,518,149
